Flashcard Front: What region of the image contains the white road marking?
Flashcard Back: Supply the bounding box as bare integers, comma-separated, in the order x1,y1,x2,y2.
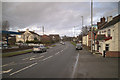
10,62,37,76
60,50,64,52
0,69,13,74
42,56,53,61
71,53,79,78
55,52,60,55
1,62,15,68
30,56,44,60
22,56,36,60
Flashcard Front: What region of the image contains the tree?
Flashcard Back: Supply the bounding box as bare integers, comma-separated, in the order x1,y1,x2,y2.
2,21,9,31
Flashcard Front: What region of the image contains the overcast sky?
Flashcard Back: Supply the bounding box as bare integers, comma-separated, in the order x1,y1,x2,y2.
2,2,118,37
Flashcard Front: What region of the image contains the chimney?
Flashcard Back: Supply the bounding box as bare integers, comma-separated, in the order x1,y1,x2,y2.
101,17,105,23
107,16,112,22
17,30,20,32
26,29,29,31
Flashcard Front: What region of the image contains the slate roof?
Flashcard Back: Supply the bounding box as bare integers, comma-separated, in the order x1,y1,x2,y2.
19,31,40,36
100,14,120,30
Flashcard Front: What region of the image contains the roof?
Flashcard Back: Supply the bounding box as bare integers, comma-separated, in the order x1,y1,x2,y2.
100,14,120,30
19,31,40,36
2,30,21,35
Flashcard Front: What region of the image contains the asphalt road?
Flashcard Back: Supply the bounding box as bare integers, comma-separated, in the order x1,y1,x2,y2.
2,42,79,78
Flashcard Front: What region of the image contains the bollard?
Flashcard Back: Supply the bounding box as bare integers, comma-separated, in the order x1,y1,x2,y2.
103,50,106,57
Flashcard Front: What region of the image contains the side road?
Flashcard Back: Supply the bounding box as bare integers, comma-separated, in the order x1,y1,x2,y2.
75,48,119,78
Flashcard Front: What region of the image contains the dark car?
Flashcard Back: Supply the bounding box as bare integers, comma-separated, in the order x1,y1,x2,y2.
76,43,82,50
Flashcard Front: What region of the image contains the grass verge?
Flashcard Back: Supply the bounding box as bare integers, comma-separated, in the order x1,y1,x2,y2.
2,49,32,57
71,41,76,46
51,45,56,47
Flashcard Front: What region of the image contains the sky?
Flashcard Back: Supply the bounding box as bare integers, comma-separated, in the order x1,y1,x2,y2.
2,2,118,37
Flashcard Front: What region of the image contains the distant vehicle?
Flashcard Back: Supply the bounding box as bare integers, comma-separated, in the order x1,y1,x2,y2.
76,43,82,50
60,41,65,45
62,42,65,45
33,45,47,53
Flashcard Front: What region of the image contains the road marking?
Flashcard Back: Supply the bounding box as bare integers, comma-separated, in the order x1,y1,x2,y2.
1,62,15,68
10,62,37,76
22,56,36,60
42,56,53,61
30,56,44,60
0,69,13,74
55,52,60,55
71,53,79,78
60,50,64,52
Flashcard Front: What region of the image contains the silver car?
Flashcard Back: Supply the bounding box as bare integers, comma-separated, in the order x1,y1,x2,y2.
33,45,47,53
76,43,82,50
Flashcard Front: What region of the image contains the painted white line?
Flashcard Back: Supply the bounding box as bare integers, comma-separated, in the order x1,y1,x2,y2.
0,69,13,74
42,56,53,61
55,52,60,55
1,62,15,67
30,56,44,60
10,63,37,76
60,50,64,52
71,53,79,78
22,56,36,60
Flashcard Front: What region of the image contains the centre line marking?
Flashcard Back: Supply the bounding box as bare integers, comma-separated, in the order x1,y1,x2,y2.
42,56,53,61
10,62,37,76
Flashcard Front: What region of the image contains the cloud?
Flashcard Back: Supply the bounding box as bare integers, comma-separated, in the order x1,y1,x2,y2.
2,2,118,37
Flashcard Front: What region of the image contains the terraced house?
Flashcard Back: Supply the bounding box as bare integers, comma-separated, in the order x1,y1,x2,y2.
16,29,41,43
95,14,120,57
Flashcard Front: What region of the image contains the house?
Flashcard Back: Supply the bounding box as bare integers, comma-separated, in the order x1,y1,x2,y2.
49,34,60,42
95,14,120,57
82,35,88,46
41,35,52,44
16,29,41,43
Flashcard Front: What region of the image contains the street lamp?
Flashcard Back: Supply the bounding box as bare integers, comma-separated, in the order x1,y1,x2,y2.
81,16,83,43
91,0,93,52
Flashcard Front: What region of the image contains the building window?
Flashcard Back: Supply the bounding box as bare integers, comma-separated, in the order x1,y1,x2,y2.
105,44,109,51
107,29,111,37
99,31,101,34
18,35,22,38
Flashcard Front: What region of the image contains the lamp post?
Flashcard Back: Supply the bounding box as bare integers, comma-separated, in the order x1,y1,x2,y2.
91,0,93,52
81,16,83,44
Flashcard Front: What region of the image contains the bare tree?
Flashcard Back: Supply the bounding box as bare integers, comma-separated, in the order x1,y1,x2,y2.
2,21,10,31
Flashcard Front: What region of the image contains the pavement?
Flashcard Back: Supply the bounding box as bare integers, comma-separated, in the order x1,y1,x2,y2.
1,41,119,78
75,48,119,78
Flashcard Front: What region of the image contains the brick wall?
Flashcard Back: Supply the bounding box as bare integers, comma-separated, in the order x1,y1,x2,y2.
106,51,120,57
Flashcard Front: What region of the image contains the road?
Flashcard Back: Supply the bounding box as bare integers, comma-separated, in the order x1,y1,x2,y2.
2,42,79,78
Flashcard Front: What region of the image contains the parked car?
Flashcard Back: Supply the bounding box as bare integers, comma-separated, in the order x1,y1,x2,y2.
76,43,82,50
33,45,47,53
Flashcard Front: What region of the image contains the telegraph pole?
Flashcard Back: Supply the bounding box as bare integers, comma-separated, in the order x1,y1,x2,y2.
42,26,44,35
91,0,93,52
81,16,83,43
74,26,75,37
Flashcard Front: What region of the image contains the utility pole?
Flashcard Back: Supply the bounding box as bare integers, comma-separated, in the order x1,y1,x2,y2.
91,0,93,52
74,26,75,37
42,26,44,35
81,16,83,43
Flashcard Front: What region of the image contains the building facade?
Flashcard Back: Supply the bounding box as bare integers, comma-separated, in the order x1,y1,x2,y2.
16,29,41,43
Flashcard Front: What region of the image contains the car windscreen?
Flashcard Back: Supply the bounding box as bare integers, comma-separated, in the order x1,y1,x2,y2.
34,46,39,48
76,44,81,46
